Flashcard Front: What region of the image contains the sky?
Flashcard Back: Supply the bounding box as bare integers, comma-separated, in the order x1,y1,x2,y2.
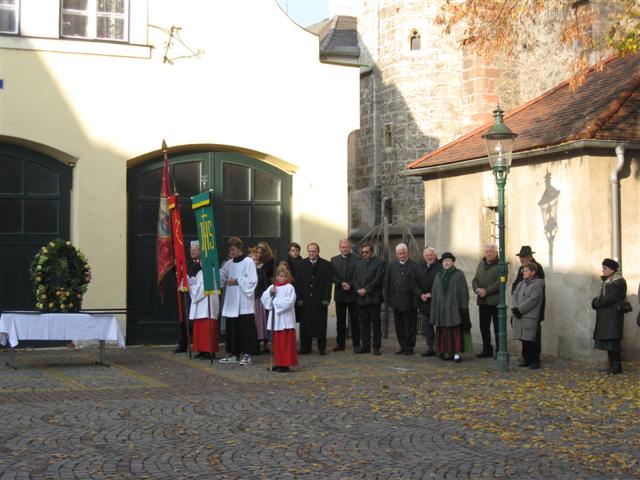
275,0,329,27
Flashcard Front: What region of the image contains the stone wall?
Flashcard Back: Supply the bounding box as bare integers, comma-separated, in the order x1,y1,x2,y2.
352,0,616,240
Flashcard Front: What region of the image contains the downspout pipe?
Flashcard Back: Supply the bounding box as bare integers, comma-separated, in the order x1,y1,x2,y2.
612,144,625,266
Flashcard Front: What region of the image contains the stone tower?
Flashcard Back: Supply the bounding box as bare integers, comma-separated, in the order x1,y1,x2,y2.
349,0,613,248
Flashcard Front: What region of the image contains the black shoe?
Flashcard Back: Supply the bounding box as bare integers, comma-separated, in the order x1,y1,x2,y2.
195,352,208,358
333,346,345,352
373,348,381,356
319,351,326,356
441,354,453,361
518,360,532,367
298,350,311,355
529,363,540,370
352,345,361,353
476,350,493,358
278,366,290,373
174,347,187,353
609,363,622,375
356,346,370,354
404,348,414,356
421,350,436,357
395,349,404,355
453,354,462,363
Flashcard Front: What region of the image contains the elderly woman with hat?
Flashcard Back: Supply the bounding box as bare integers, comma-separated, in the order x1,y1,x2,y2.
591,258,628,374
430,252,472,362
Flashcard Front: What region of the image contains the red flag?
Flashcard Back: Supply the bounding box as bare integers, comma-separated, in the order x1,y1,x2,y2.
169,194,189,293
157,140,174,298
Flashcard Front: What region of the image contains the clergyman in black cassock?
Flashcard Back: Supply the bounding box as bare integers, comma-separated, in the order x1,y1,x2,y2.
295,243,332,354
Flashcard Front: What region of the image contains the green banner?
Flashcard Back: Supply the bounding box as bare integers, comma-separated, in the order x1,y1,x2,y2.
191,191,221,294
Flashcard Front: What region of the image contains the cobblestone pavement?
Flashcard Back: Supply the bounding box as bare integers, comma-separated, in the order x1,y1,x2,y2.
1,343,639,479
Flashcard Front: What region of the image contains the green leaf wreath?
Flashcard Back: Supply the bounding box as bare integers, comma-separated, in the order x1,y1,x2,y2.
30,239,92,313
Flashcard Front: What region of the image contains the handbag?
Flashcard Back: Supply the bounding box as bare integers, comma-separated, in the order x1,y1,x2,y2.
617,299,633,314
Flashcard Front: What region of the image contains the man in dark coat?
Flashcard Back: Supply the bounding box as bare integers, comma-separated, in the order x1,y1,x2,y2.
353,242,386,355
295,242,332,355
285,242,303,278
285,241,303,328
388,243,421,355
511,245,545,368
330,239,359,352
415,247,442,356
472,243,502,358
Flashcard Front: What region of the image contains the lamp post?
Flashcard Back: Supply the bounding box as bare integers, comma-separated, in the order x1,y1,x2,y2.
482,106,517,373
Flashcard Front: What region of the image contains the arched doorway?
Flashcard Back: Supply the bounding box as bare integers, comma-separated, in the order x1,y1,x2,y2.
0,144,72,310
127,150,292,345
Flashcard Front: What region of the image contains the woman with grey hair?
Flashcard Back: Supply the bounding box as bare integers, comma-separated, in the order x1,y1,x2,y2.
511,262,544,369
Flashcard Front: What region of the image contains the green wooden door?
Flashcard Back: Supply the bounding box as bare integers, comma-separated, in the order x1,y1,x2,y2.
0,144,71,311
127,151,291,345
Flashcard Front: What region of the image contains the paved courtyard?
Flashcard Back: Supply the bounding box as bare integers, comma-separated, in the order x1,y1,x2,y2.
1,343,639,479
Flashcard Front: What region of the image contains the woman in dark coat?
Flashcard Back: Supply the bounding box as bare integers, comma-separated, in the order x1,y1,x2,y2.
591,258,627,374
430,252,472,362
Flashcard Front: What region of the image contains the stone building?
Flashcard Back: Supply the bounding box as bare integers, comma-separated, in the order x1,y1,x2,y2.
349,0,614,249
406,54,640,361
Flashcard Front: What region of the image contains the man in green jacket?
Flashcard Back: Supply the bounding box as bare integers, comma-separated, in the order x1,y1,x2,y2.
472,243,503,358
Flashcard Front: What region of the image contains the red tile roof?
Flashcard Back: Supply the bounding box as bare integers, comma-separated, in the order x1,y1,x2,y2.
407,53,640,170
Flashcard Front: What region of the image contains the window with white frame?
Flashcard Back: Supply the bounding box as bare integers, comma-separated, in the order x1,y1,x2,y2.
61,0,128,42
0,0,19,34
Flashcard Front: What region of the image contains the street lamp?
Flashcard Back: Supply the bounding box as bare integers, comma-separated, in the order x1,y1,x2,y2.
482,106,517,373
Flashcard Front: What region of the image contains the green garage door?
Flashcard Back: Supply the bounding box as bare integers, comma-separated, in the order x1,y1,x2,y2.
127,151,292,345
0,144,71,311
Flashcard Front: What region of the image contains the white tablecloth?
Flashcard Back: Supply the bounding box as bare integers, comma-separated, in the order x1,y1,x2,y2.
0,313,125,348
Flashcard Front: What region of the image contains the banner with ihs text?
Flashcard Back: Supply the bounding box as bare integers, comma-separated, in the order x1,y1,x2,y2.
191,191,221,295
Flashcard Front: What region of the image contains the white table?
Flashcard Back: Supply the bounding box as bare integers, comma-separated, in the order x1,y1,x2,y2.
0,312,125,367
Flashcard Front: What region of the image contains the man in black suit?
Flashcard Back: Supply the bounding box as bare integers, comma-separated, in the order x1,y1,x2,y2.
353,242,386,355
330,239,359,352
388,243,421,355
415,247,442,356
295,242,332,355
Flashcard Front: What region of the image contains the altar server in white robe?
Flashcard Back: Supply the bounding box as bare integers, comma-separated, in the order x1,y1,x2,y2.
261,262,298,372
188,266,220,359
218,236,259,366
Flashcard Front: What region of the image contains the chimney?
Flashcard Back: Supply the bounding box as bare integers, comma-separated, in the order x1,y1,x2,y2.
462,51,500,133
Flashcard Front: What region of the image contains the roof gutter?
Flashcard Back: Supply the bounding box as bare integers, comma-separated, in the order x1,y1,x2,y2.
402,139,640,177
612,144,626,267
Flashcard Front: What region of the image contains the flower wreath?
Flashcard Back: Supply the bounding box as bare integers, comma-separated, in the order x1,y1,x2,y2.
30,239,92,313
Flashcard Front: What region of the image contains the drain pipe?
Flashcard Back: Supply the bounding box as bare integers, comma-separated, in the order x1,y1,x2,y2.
611,144,625,265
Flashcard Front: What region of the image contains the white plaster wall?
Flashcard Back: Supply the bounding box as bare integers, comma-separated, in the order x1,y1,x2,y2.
0,0,360,329
423,153,640,361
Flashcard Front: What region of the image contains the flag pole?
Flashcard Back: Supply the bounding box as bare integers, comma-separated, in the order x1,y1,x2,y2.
165,140,192,359
208,293,215,365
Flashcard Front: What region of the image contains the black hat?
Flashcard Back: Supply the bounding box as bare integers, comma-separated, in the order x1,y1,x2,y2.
602,258,619,271
516,245,535,257
441,251,456,262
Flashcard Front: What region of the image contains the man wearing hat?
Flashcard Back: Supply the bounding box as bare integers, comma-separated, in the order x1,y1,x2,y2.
511,246,545,368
